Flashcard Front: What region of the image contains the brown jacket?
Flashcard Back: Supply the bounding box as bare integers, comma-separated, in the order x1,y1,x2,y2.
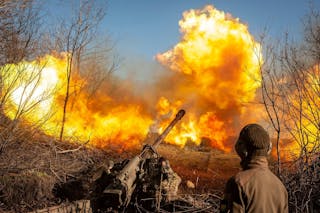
223,157,288,213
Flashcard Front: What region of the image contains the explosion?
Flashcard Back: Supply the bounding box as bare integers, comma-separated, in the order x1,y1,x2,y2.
282,64,320,156
1,5,263,152
2,54,153,150
156,5,261,150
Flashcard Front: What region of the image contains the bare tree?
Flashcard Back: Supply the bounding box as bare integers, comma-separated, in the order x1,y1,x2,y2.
260,7,320,212
0,0,48,153
53,0,107,141
257,35,284,175
0,0,41,66
0,0,41,109
77,39,118,102
259,5,320,166
279,20,320,161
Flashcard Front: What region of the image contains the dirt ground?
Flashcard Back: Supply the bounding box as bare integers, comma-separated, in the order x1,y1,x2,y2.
157,143,240,192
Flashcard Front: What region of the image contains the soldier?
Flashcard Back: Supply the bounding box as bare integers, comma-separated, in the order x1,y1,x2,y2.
158,157,181,202
221,124,288,213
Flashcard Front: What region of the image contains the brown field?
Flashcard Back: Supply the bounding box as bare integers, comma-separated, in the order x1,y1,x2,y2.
157,143,240,192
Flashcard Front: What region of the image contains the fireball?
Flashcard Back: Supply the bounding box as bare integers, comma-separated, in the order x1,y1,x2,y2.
1,5,263,152
156,5,262,150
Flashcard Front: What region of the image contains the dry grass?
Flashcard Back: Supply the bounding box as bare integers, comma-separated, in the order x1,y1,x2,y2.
0,171,55,212
281,155,320,213
0,118,111,212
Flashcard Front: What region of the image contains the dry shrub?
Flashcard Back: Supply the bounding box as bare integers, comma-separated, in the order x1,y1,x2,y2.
0,171,55,211
0,117,111,212
281,154,320,213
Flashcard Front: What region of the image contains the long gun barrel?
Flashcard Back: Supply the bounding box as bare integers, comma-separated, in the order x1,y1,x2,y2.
140,109,185,157
152,109,185,149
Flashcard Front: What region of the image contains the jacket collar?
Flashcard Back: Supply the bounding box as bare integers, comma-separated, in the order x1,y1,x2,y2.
242,156,269,170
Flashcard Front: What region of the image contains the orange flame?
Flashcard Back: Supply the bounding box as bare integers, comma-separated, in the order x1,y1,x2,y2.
156,5,262,151
281,64,320,157
3,54,153,149
2,5,263,152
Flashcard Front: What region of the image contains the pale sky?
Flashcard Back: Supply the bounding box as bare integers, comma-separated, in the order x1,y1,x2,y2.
103,0,317,58
46,0,319,78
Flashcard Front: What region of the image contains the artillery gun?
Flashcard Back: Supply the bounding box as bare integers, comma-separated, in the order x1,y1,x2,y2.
90,109,185,212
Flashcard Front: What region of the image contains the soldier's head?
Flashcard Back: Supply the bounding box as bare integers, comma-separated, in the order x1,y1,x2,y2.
159,157,169,168
235,124,272,161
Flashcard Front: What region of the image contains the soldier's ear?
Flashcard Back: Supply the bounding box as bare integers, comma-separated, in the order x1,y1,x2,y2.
267,142,272,155
235,139,248,159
